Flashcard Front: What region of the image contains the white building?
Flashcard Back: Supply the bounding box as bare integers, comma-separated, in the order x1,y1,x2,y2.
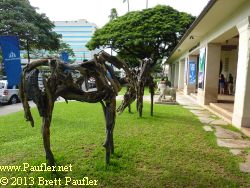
54,19,100,63
166,0,250,129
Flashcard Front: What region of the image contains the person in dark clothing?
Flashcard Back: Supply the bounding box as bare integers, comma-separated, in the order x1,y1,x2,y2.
165,76,171,87
219,74,225,94
228,73,234,95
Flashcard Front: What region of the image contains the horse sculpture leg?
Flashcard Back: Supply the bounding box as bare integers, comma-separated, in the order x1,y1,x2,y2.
137,82,144,117
128,104,131,113
101,97,116,164
42,116,55,166
127,86,132,113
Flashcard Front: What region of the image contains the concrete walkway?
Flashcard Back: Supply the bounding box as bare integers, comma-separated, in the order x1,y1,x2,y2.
0,102,35,116
175,93,250,173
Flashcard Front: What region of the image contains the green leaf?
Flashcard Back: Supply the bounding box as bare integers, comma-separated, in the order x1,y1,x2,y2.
0,0,61,51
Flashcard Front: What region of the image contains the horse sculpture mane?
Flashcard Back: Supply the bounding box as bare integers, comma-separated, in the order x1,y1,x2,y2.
20,51,136,165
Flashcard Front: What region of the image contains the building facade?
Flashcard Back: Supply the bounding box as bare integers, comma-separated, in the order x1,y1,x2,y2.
166,0,250,129
54,19,99,63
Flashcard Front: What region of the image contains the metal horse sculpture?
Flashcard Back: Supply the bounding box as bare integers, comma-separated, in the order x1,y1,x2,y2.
20,51,135,165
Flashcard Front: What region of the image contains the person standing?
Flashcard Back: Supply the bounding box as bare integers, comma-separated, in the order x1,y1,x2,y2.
227,73,233,95
165,76,171,87
157,78,167,101
219,74,225,94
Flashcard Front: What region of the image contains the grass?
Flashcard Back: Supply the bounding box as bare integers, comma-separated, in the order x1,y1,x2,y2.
0,102,250,187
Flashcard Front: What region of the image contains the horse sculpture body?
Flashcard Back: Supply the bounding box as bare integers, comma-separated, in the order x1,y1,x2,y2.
20,51,135,165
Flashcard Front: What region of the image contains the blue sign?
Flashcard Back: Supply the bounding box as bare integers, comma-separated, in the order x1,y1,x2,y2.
0,36,22,87
60,51,69,63
189,61,196,85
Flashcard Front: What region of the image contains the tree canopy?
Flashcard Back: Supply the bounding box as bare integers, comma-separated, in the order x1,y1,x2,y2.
87,5,195,66
49,41,75,57
25,41,74,60
0,0,61,50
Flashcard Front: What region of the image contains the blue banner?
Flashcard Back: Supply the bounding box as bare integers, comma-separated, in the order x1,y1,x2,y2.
60,51,69,63
189,61,196,84
0,36,22,87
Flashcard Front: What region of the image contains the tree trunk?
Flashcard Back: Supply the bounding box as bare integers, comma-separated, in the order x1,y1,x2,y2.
149,76,155,116
26,40,30,64
150,91,153,116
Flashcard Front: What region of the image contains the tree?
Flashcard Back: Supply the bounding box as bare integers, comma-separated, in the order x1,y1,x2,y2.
0,0,61,59
108,8,119,55
123,0,130,12
87,5,195,66
108,8,118,21
87,5,195,117
48,41,75,57
24,41,74,62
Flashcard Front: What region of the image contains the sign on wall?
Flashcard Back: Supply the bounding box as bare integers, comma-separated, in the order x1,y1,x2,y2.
198,47,206,89
60,51,69,63
0,36,22,87
189,61,196,85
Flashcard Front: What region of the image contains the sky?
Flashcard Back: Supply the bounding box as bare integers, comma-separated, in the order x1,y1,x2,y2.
29,0,210,27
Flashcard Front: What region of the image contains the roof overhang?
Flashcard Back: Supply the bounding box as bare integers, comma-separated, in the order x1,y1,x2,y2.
166,0,246,64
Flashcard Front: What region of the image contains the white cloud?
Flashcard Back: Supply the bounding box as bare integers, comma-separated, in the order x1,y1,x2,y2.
29,0,209,27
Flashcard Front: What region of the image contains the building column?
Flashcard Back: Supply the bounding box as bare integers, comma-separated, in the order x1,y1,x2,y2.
169,64,174,87
184,55,197,95
232,17,250,128
168,65,172,82
174,62,179,88
197,44,221,105
170,64,175,87
178,60,185,90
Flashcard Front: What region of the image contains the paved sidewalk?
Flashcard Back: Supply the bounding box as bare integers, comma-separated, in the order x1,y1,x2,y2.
0,102,35,116
0,96,129,117
175,93,250,173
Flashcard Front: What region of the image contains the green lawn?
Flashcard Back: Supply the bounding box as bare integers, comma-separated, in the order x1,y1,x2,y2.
0,102,250,187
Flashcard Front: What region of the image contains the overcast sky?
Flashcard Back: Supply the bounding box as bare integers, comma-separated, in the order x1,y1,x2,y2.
29,0,210,27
